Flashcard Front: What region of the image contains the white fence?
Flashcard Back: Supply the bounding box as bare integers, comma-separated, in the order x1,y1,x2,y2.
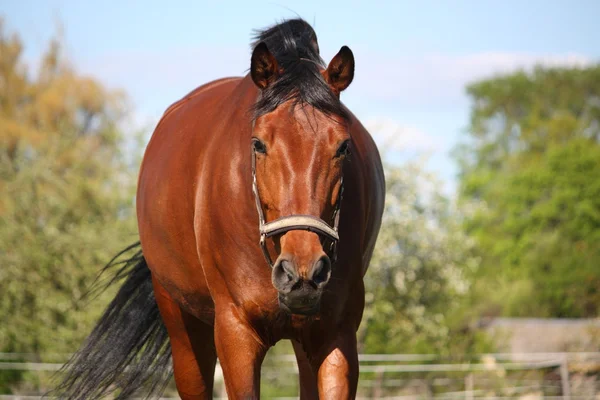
0,352,598,399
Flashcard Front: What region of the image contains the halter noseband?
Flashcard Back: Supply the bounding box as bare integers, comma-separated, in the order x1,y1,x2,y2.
251,147,344,267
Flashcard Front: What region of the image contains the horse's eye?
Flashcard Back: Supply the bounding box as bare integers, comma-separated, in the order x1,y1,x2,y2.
336,140,351,158
252,138,267,154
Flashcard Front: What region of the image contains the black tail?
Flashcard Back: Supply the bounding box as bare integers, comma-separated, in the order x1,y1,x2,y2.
51,242,172,399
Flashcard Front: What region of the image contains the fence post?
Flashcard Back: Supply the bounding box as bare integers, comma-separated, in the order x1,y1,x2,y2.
465,372,474,400
372,366,384,398
559,353,571,400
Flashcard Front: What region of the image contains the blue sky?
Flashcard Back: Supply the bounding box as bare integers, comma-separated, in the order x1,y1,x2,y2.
4,0,599,193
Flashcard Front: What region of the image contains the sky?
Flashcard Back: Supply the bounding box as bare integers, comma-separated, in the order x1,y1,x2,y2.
3,0,599,193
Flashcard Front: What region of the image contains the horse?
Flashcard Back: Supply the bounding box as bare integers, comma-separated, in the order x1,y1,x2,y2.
55,18,385,399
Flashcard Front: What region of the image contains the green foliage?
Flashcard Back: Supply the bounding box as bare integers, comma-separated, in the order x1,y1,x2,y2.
361,160,494,356
260,341,298,398
0,19,140,392
456,65,600,318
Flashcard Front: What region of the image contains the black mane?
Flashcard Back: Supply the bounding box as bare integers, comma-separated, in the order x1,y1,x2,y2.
251,19,350,121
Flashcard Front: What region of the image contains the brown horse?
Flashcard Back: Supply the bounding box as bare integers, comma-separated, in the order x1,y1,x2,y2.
55,18,384,399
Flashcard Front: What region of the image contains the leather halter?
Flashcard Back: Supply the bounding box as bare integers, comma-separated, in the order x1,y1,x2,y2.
251,147,343,267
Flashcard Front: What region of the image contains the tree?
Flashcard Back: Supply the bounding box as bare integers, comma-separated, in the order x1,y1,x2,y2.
0,19,140,392
455,65,600,318
360,159,491,356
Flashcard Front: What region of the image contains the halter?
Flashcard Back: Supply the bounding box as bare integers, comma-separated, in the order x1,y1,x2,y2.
251,147,344,267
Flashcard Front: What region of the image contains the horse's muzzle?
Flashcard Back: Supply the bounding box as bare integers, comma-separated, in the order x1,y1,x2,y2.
272,255,331,315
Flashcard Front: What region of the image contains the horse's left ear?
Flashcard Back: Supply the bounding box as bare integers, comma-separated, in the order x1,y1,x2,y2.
323,46,355,95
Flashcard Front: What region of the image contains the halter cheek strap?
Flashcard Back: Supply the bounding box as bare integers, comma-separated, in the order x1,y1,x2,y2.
252,149,343,267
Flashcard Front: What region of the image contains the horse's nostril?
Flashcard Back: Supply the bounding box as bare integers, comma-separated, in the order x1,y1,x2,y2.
280,260,296,282
310,256,331,286
272,258,299,292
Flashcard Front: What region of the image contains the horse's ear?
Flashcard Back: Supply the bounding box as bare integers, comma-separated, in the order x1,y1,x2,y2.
323,46,354,95
251,42,279,89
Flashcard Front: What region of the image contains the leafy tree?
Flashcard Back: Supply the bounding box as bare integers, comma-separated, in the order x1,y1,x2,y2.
360,159,491,356
455,65,600,318
0,19,140,392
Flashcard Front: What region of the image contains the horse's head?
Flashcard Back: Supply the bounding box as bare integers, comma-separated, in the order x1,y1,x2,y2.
249,41,355,315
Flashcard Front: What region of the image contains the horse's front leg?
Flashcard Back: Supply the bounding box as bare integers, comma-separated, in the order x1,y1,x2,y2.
214,304,267,399
315,328,359,400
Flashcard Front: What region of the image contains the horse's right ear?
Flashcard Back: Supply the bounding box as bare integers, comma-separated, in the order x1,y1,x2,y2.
251,42,279,89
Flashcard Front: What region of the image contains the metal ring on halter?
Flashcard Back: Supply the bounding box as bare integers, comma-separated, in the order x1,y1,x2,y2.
251,147,344,268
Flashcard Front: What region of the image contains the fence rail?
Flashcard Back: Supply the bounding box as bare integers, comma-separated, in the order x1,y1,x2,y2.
1,352,598,399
